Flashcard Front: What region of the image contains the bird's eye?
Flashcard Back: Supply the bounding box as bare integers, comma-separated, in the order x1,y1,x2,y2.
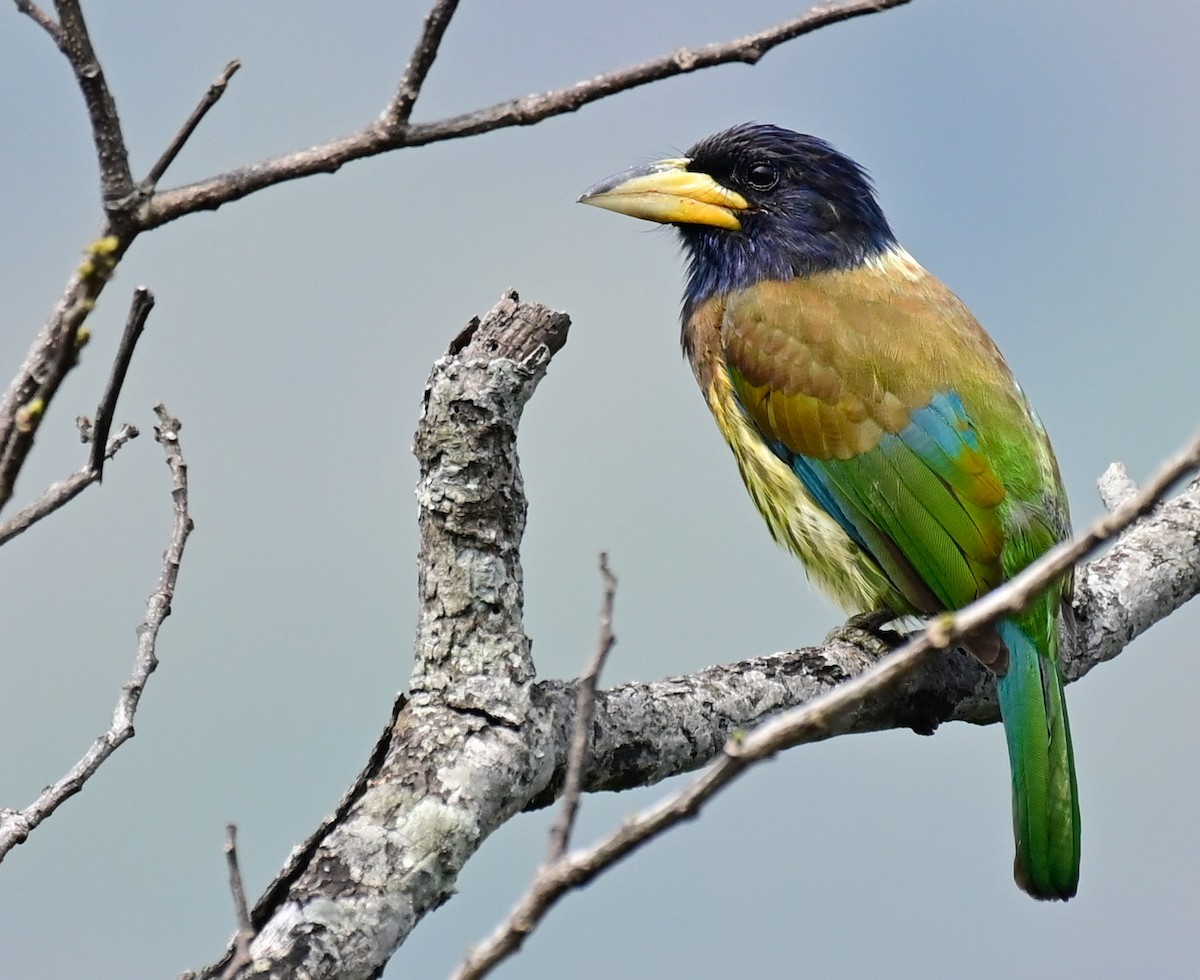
745,162,779,191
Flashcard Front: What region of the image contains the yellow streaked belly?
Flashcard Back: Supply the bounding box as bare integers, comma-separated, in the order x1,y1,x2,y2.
705,367,904,614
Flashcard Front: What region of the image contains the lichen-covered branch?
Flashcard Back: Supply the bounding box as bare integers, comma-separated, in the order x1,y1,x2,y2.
0,236,123,513
196,293,570,980
410,292,568,708
196,292,1199,980
539,469,1200,798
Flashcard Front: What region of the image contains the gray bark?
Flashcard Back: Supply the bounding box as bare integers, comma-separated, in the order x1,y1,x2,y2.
194,291,1200,980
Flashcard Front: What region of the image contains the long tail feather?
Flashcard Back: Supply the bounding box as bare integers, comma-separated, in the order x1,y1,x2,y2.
995,619,1080,900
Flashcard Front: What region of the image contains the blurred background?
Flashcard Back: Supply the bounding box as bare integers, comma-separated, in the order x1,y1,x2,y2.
1,1,1197,976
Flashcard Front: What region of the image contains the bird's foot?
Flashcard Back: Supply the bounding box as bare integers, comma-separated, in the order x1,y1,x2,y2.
824,609,906,660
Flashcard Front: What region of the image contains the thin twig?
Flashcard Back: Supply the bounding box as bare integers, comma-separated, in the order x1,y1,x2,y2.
384,0,461,129
50,0,136,217
453,427,1200,980
0,405,193,861
0,423,138,546
143,60,242,191
14,0,61,42
89,287,154,478
458,554,618,975
547,553,618,862
220,824,255,980
143,0,911,226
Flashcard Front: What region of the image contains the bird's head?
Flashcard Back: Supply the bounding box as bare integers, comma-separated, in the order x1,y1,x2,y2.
579,123,896,312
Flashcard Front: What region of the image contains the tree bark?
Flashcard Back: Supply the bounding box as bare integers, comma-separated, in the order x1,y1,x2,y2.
194,291,1200,980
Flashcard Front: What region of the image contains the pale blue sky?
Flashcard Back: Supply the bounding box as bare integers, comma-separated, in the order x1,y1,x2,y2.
2,2,1198,977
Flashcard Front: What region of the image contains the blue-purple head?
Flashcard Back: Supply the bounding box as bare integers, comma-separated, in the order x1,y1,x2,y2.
579,123,896,311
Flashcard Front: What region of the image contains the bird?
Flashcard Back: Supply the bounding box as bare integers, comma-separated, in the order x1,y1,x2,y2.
578,123,1080,900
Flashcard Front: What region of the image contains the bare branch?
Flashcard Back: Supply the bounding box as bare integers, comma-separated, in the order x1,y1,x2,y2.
50,1,136,217
384,0,461,129
0,422,138,545
547,552,617,861
144,60,242,191
14,0,60,42
220,825,255,980
143,0,910,227
0,405,192,861
3,1,903,516
405,0,911,145
89,286,153,478
455,430,1200,979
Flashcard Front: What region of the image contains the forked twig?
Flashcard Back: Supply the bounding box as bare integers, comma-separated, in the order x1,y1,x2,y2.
0,423,138,546
3,0,908,516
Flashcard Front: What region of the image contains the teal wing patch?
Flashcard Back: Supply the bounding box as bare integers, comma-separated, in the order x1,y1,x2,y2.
735,383,1007,614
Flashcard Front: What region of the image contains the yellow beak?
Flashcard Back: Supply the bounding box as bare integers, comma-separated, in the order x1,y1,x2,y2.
578,158,748,231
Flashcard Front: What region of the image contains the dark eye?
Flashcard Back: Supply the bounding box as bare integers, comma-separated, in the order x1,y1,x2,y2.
745,162,779,192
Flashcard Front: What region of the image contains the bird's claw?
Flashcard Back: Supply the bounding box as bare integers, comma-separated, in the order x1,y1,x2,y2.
824,609,906,659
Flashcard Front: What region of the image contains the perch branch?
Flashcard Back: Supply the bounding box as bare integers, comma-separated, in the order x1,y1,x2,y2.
454,429,1200,980
557,468,1200,799
195,288,1200,979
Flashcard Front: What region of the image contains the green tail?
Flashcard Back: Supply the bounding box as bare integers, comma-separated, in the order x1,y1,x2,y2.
995,619,1080,900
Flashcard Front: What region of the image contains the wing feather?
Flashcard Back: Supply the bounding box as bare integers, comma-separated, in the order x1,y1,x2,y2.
719,257,1038,613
